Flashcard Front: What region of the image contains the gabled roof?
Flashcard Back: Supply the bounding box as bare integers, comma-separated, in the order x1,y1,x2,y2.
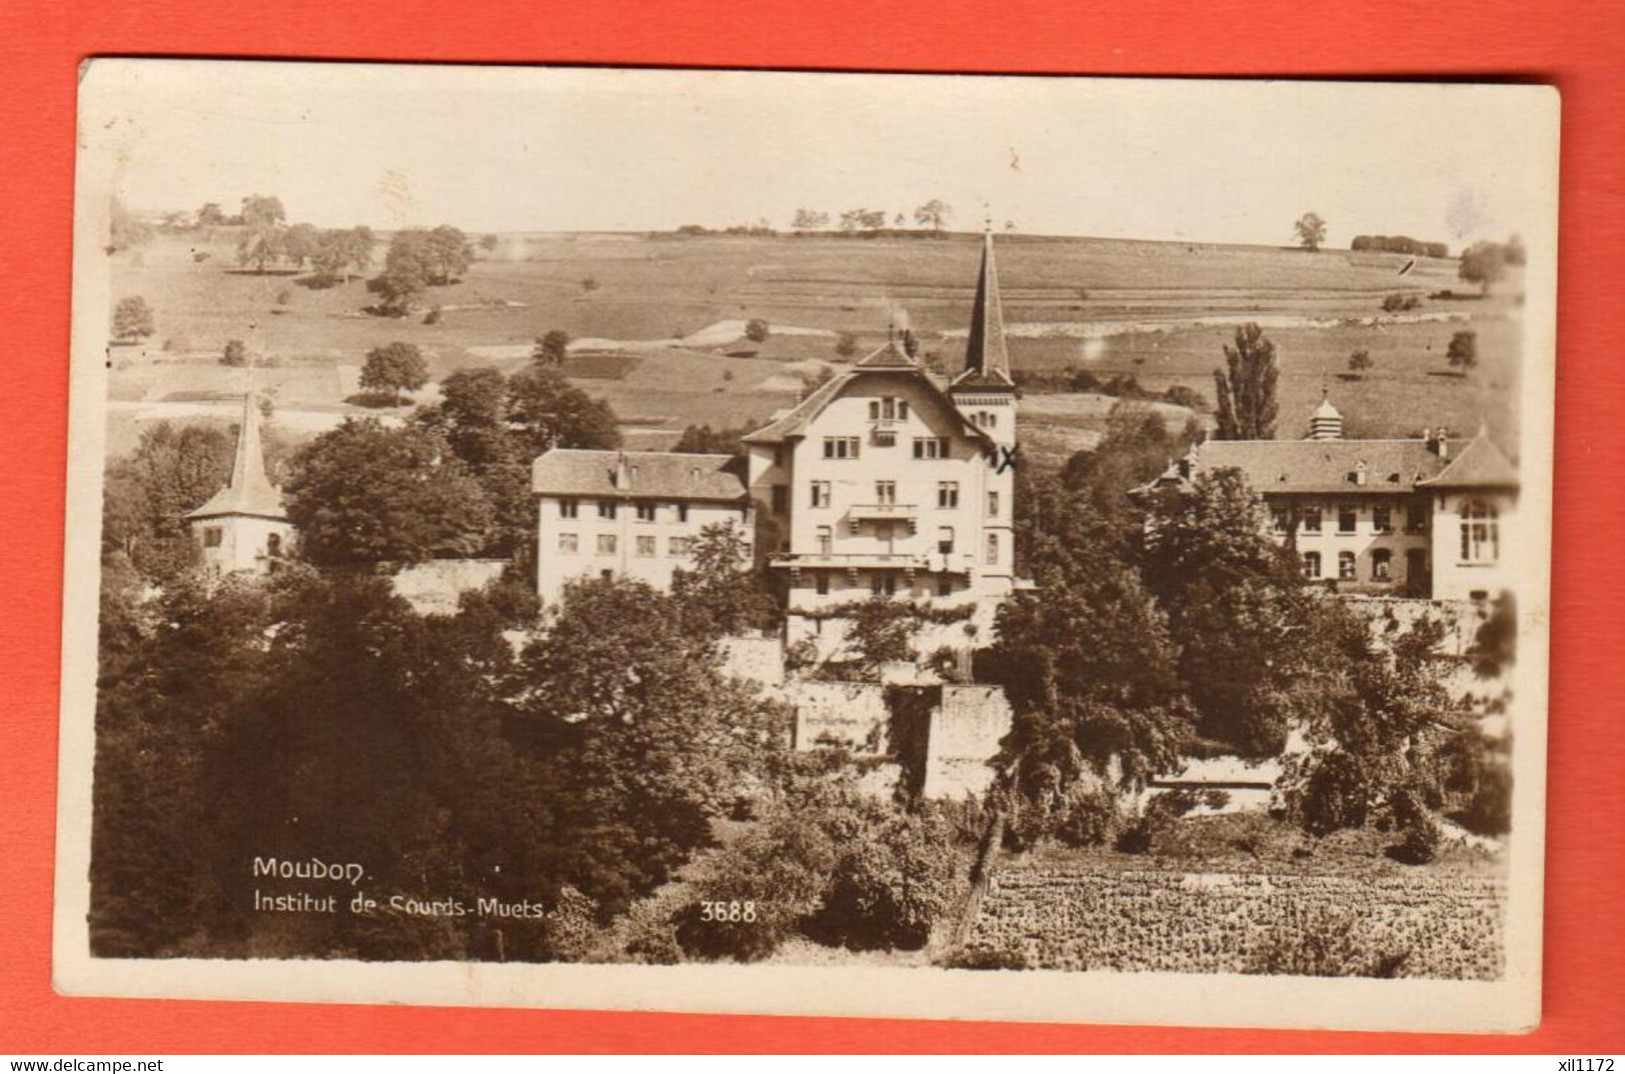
531,449,749,502
740,365,994,448
1150,438,1469,496
854,338,917,369
187,392,287,521
1417,430,1519,489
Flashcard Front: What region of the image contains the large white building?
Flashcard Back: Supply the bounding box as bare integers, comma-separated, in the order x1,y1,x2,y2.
742,232,1023,648
187,391,294,576
1139,397,1520,602
530,449,753,605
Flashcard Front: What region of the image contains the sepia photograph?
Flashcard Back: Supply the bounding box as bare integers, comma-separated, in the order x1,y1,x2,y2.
54,61,1557,1031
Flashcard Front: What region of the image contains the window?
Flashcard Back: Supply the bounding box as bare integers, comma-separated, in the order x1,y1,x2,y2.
938,526,955,554
598,500,617,520
984,532,999,565
823,436,860,459
1302,551,1321,579
1302,506,1322,533
597,534,617,556
669,536,691,557
1372,548,1392,581
816,525,833,555
937,575,954,597
636,502,657,523
1338,504,1358,534
1405,503,1428,534
938,481,960,509
815,573,830,596
1338,551,1357,580
987,490,999,518
1460,499,1500,563
899,401,910,420
678,503,689,523
203,526,223,548
871,574,897,597
1271,506,1290,534
876,480,896,505
913,437,949,459
1373,504,1392,533
636,535,656,557
810,481,831,508
600,569,614,581
973,410,998,429
869,400,881,421
558,498,579,519
771,486,788,515
558,533,579,555
870,396,900,421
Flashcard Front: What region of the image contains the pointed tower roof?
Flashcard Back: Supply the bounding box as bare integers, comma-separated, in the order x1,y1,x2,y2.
187,392,288,521
950,231,1015,391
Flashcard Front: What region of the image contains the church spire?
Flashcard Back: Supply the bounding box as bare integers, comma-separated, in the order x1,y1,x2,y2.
185,391,287,521
953,229,1014,389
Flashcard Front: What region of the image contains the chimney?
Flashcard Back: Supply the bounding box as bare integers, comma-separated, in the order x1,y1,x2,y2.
1429,426,1450,459
613,453,630,489
1354,460,1368,486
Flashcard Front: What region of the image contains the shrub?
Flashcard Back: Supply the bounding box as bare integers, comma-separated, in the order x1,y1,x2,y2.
1162,385,1207,410
581,276,600,293
1447,331,1478,370
677,813,836,962
943,946,1030,970
1298,752,1370,836
1381,293,1422,313
744,318,770,344
821,810,956,950
220,339,248,367
275,288,292,306
1389,816,1442,866
422,307,441,325
1055,786,1120,848
834,332,858,358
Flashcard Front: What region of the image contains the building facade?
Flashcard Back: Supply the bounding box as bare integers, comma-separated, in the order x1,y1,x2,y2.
531,449,753,605
1140,398,1519,602
742,232,1022,647
187,391,293,576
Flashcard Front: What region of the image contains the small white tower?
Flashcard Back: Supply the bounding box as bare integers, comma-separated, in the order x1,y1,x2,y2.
1309,393,1344,440
186,391,293,575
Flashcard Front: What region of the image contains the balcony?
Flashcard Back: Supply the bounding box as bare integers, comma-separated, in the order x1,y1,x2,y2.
847,502,917,522
771,551,931,571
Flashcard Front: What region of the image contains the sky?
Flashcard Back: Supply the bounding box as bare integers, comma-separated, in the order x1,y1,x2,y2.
82,61,1557,248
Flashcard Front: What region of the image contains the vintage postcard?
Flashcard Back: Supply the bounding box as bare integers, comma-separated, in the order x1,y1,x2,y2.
55,60,1557,1031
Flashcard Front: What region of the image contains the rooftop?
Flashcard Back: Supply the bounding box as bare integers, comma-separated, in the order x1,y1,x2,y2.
531,449,749,502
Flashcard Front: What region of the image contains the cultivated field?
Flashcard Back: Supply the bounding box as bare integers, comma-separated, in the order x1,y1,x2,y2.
960,818,1506,979
105,229,1524,458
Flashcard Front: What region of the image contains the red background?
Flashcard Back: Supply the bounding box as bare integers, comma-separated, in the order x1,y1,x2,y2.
3,0,1622,1054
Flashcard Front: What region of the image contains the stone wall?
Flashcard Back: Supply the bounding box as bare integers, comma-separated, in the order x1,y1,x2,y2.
390,559,510,616
923,685,1012,800
787,681,890,754
719,635,785,687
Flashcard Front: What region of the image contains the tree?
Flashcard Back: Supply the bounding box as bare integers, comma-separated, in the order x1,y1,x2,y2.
531,329,571,367
843,597,918,674
1347,349,1373,376
371,232,434,313
282,419,493,565
1294,212,1327,252
672,423,749,459
220,338,248,367
479,233,500,253
101,422,236,582
414,367,533,560
792,208,829,231
913,198,952,235
1503,234,1527,266
359,342,430,405
112,296,155,343
236,223,286,273
744,318,770,344
672,521,778,639
1447,330,1478,371
1458,241,1508,293
281,222,321,270
515,576,786,911
834,332,858,359
1212,323,1280,440
506,366,622,455
239,194,286,229
426,225,474,284
196,202,227,227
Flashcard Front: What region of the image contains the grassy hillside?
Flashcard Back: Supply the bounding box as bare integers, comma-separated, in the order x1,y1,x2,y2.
104,229,1524,458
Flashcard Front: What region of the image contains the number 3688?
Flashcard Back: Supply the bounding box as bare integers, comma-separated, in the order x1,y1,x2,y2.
698,900,757,923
